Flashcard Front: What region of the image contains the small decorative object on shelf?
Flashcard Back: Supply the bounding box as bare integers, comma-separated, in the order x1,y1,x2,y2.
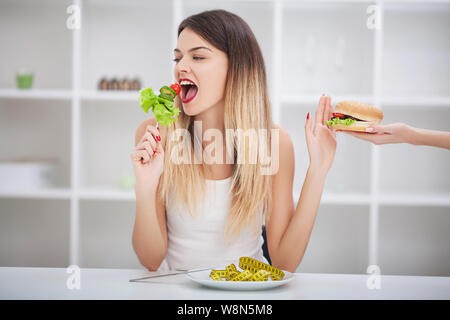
131,78,141,91
0,157,59,190
109,78,119,90
16,69,34,89
119,78,131,90
97,76,141,91
98,77,108,90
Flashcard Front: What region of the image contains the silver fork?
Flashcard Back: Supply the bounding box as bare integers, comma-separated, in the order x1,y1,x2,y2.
129,267,211,282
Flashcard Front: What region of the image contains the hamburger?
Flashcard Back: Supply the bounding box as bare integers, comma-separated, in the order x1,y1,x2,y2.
326,100,383,132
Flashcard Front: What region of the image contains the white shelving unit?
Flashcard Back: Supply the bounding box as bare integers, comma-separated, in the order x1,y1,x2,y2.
0,89,73,100
1,0,449,276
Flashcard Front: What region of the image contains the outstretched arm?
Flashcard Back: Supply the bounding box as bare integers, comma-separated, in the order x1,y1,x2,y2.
342,123,450,150
266,95,336,272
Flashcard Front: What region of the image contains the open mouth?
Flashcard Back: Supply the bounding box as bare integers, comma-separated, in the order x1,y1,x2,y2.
179,79,198,103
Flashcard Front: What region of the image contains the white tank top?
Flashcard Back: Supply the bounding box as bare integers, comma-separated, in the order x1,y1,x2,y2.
157,176,268,271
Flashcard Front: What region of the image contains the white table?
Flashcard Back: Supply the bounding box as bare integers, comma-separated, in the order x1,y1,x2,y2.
1,267,449,300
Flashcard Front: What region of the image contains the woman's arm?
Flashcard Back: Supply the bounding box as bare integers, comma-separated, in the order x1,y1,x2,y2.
133,184,168,271
411,126,450,149
266,95,336,272
131,119,168,271
268,164,327,272
342,123,450,150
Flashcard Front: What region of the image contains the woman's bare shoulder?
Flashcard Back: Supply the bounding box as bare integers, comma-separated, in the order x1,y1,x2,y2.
271,123,294,177
271,124,292,145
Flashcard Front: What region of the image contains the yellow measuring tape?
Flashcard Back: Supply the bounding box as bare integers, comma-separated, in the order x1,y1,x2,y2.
209,257,285,281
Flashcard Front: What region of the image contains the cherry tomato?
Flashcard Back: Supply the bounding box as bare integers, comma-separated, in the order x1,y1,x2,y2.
170,83,181,96
332,113,346,118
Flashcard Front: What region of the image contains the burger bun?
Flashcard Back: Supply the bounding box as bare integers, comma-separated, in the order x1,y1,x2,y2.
330,121,374,132
330,101,383,132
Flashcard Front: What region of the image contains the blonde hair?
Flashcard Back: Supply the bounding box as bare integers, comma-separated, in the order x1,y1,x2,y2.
158,10,273,243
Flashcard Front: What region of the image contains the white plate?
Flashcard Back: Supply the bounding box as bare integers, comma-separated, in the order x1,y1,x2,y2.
186,269,294,291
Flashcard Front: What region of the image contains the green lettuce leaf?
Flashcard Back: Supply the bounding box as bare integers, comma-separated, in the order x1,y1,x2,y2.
139,87,158,113
139,87,180,127
326,117,356,127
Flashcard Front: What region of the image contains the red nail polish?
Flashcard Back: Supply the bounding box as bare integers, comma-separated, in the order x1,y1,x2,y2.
307,112,310,120
157,135,161,141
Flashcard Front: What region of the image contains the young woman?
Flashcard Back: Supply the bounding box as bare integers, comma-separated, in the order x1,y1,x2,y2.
130,10,337,273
